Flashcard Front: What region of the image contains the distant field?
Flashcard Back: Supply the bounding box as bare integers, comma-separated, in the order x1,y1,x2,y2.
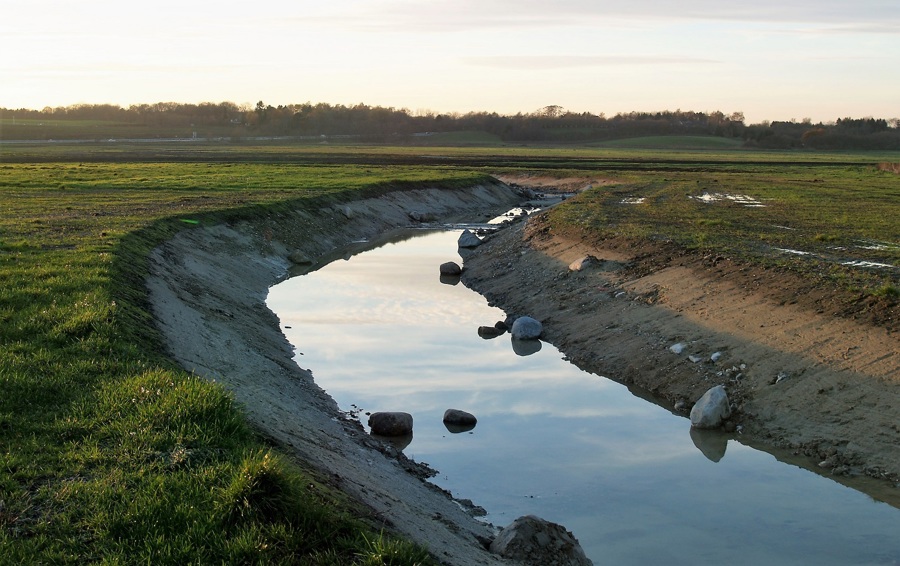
593,135,745,150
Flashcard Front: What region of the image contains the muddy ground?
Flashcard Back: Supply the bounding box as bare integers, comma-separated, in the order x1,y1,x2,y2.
146,179,898,565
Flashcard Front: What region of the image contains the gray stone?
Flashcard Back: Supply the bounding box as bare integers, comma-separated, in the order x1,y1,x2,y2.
490,515,592,566
690,385,732,429
288,251,313,265
443,409,477,426
439,261,462,276
333,205,354,219
458,229,482,248
511,316,543,340
408,210,436,222
368,412,413,436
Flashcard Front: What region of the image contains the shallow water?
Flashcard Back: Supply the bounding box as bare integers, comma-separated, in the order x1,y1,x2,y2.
268,228,900,565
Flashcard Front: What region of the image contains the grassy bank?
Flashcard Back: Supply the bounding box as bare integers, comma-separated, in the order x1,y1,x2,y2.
544,164,899,277
0,155,489,564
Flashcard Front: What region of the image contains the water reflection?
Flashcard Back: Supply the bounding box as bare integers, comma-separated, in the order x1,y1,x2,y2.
267,228,900,565
689,427,730,463
511,337,542,356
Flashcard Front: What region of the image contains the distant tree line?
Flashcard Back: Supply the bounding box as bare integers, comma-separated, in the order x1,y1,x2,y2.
2,101,898,149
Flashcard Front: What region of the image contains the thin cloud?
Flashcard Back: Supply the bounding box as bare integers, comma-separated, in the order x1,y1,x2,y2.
305,0,900,33
463,55,721,70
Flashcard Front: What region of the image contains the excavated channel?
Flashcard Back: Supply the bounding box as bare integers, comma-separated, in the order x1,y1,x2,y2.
268,224,900,565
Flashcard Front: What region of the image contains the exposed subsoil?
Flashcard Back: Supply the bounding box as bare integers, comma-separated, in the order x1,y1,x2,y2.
463,175,899,504
147,183,526,566
146,178,899,565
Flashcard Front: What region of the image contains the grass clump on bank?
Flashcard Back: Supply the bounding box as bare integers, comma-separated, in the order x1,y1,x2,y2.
0,155,486,564
543,162,899,312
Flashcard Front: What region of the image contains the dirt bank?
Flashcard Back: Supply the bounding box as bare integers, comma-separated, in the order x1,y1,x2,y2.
146,178,898,564
461,177,899,506
146,182,526,566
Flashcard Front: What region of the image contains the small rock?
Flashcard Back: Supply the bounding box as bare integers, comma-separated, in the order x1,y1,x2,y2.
490,515,592,566
368,412,413,436
408,210,435,222
774,371,790,384
439,261,462,276
288,251,313,264
333,205,354,219
478,326,504,338
511,316,543,340
458,229,482,248
690,385,732,429
443,409,477,426
669,342,686,354
568,255,598,272
710,352,723,362
674,399,688,412
688,355,703,363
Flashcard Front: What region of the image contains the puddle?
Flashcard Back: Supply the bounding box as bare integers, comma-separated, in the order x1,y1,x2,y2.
775,247,813,256
267,228,900,565
843,260,897,270
774,247,897,270
691,192,766,207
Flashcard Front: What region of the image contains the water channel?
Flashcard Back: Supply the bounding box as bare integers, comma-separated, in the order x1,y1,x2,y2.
267,225,900,565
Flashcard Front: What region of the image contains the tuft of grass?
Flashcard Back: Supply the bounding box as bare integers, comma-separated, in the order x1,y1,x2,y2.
872,284,900,299
357,531,435,566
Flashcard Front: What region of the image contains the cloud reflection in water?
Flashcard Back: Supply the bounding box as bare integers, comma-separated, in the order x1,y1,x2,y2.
268,228,900,566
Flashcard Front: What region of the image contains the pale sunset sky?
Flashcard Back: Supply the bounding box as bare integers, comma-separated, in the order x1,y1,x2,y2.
2,0,898,124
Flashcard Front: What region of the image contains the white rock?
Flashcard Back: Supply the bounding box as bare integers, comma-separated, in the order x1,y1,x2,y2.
669,342,686,354
710,351,723,362
690,385,732,429
568,256,596,272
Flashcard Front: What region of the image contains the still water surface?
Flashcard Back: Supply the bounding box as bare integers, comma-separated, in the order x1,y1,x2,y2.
268,228,900,565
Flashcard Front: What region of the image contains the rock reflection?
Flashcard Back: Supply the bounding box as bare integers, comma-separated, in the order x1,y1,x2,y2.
439,274,461,286
444,422,476,434
690,427,730,462
373,432,414,452
511,337,542,356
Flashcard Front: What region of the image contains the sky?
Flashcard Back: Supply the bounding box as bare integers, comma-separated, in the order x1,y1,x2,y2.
2,0,898,124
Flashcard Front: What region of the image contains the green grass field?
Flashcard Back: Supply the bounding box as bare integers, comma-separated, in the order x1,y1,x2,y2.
0,156,489,564
0,141,898,563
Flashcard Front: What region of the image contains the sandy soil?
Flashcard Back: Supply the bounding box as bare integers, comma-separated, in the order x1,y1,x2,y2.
462,175,900,506
146,179,898,564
